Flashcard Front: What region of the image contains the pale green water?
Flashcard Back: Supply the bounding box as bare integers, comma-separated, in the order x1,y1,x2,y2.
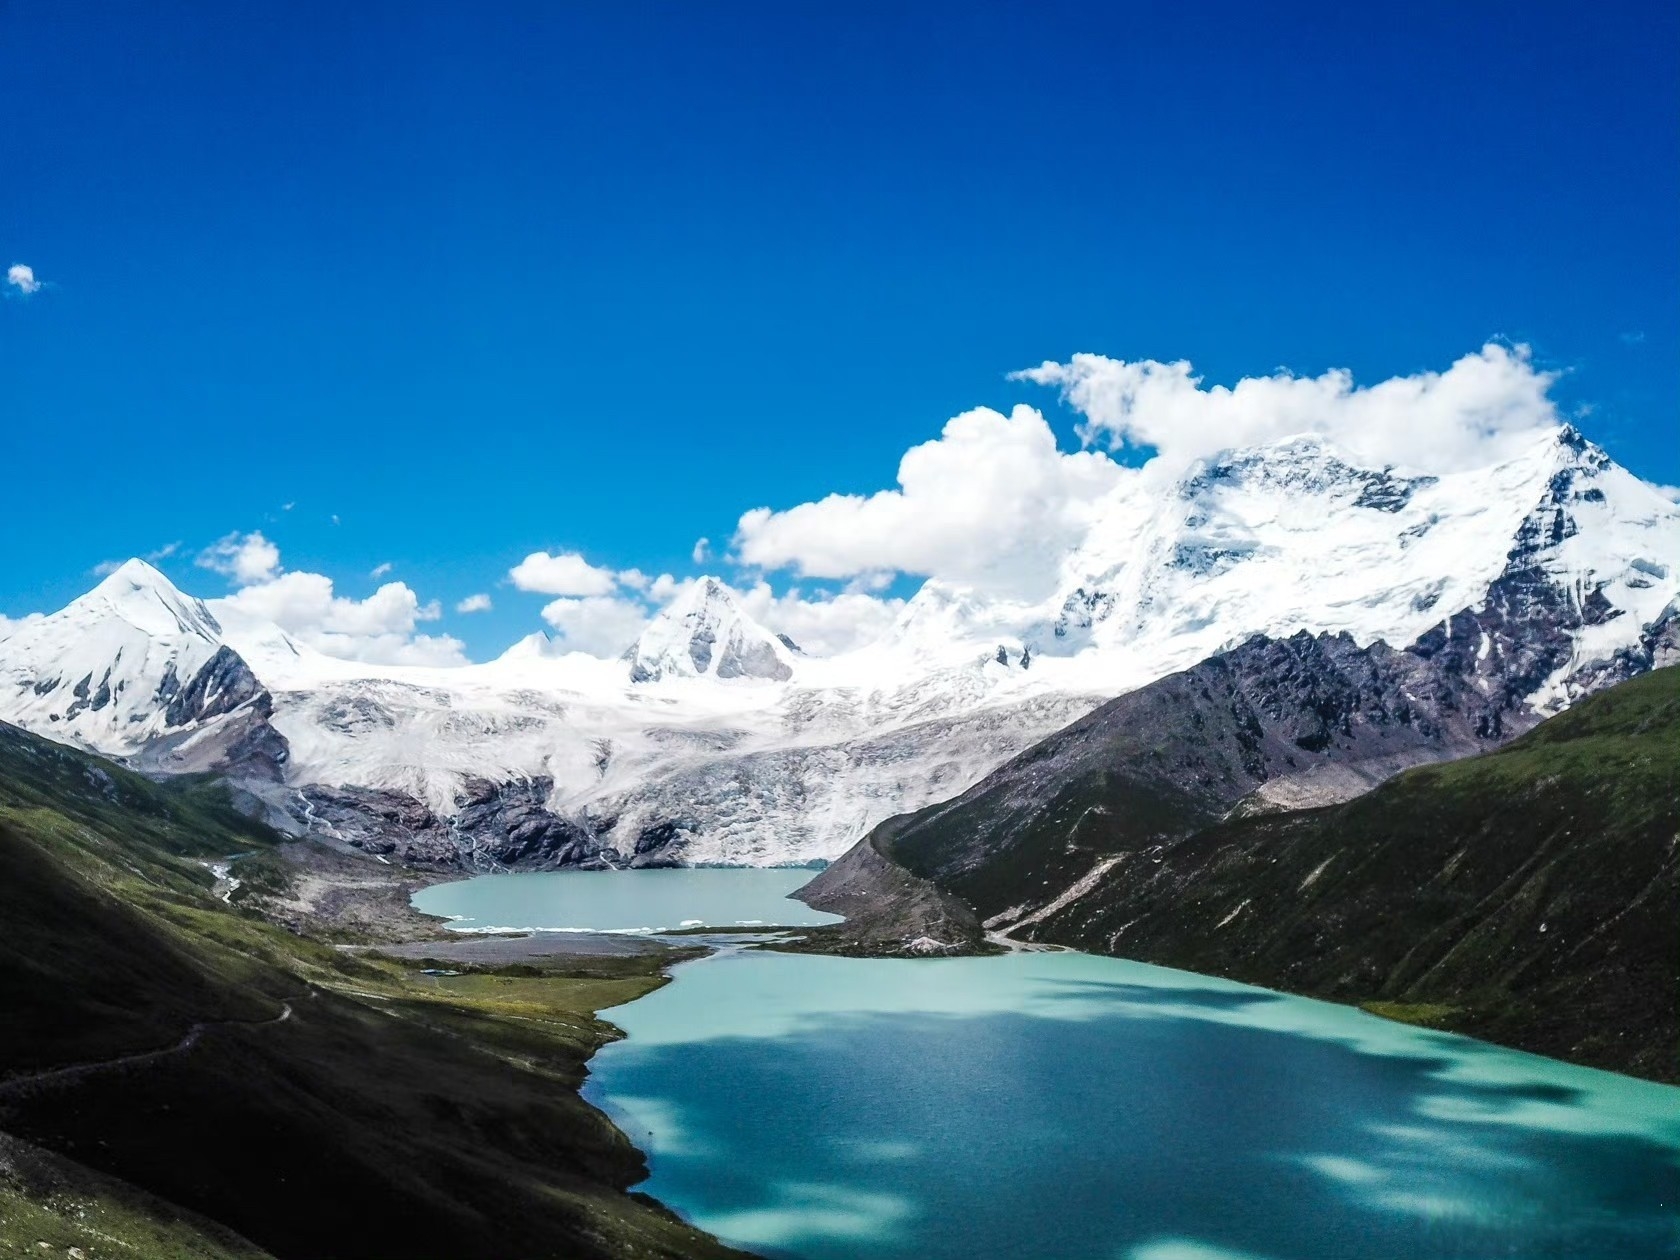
588,941,1680,1260
411,866,842,932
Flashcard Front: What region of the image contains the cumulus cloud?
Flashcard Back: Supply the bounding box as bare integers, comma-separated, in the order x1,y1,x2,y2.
692,538,712,564
508,550,620,597
200,532,464,665
735,344,1571,600
216,571,463,665
6,264,41,296
734,404,1125,599
1011,342,1560,474
198,531,282,585
456,592,493,613
370,562,393,579
736,581,905,656
540,595,649,657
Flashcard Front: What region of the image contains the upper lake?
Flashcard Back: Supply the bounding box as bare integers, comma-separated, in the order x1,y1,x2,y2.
411,866,842,933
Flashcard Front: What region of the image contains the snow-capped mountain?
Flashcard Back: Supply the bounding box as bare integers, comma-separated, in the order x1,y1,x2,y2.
0,559,279,768
888,425,1678,710
624,577,797,682
1,424,1674,868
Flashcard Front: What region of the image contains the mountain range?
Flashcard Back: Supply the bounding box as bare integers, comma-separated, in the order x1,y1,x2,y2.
2,423,1675,872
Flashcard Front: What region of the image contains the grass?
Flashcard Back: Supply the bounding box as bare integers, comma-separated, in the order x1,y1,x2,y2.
0,723,752,1260
1361,1001,1460,1028
1025,667,1680,1080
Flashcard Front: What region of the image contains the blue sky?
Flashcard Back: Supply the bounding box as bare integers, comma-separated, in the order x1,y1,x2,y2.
3,2,1676,661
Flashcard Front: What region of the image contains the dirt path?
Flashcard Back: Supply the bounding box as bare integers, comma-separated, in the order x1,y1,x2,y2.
0,1003,293,1101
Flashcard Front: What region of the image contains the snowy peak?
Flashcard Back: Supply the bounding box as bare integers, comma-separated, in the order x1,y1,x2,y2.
0,558,268,757
81,558,224,642
1175,433,1438,512
625,577,795,683
885,425,1679,695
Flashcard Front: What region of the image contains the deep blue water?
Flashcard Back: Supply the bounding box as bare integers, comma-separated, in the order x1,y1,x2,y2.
587,947,1680,1260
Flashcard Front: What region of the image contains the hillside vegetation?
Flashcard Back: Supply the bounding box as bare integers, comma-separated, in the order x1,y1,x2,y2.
1023,667,1680,1079
0,723,749,1260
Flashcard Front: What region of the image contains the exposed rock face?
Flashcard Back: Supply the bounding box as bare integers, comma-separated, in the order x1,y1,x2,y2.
297,777,607,871
161,646,266,727
129,695,291,783
799,594,1678,937
453,777,601,867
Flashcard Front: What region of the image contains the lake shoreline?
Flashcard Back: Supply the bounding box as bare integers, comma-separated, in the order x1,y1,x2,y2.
226,841,762,1259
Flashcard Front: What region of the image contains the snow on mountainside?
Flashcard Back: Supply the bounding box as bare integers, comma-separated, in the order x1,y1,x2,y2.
0,559,273,759
888,425,1679,707
0,425,1675,869
624,577,797,682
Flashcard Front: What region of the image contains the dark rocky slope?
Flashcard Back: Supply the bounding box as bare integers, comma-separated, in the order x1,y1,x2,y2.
796,609,1677,1078
798,615,1559,945
1024,666,1680,1081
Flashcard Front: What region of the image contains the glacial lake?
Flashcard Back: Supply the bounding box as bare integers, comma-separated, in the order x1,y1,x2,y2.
411,866,842,933
587,944,1680,1260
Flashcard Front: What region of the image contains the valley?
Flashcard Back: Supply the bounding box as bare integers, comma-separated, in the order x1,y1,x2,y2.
798,659,1680,1081
0,421,1676,1258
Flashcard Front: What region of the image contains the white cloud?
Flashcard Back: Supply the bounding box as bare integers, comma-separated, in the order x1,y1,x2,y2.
0,611,44,641
1011,342,1560,474
370,562,393,579
649,573,681,602
508,550,620,596
692,537,712,564
200,533,464,665
198,531,282,585
736,581,905,656
6,264,41,296
1656,484,1680,504
735,344,1572,600
539,595,649,657
734,404,1125,599
617,568,651,592
456,592,493,613
216,571,464,665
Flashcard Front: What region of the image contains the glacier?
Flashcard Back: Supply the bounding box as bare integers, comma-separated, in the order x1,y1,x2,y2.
1,423,1675,868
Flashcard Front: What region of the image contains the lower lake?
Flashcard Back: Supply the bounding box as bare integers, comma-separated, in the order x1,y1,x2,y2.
592,946,1680,1257
422,869,1680,1258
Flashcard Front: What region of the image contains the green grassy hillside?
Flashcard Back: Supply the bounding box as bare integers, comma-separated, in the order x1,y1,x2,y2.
1029,667,1680,1080
0,723,750,1260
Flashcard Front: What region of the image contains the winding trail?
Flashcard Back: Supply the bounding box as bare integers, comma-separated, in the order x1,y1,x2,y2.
0,1003,293,1101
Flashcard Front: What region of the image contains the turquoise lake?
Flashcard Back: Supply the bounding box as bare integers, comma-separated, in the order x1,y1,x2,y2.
587,944,1680,1260
410,867,842,932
